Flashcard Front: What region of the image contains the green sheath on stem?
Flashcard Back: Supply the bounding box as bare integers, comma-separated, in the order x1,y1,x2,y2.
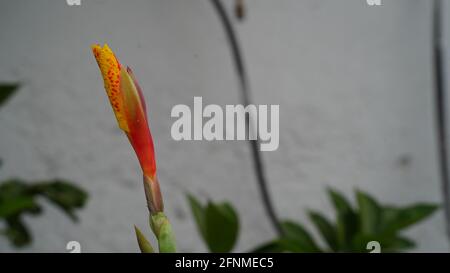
150,212,177,253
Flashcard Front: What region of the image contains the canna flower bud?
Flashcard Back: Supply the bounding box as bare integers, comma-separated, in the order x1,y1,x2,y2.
92,44,163,213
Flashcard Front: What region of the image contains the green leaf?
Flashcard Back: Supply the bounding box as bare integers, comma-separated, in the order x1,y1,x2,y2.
251,239,304,253
354,233,416,253
0,179,28,199
280,220,322,252
187,195,239,253
0,179,87,248
308,210,338,251
250,240,284,253
0,179,42,218
278,238,313,253
31,180,88,221
327,188,358,250
328,188,354,213
0,83,20,107
383,236,416,252
356,190,381,235
382,204,439,234
0,196,40,218
4,216,31,247
134,225,154,253
187,194,207,240
204,202,239,253
351,232,391,252
252,221,324,253
380,206,401,227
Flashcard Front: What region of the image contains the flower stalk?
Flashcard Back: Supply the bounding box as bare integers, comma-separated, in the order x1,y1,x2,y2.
92,44,176,252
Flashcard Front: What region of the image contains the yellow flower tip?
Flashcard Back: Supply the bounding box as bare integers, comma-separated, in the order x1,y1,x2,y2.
91,43,129,132
91,43,112,53
91,43,101,51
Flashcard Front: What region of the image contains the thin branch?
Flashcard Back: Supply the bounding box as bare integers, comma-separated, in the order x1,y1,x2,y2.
209,0,282,235
433,0,450,242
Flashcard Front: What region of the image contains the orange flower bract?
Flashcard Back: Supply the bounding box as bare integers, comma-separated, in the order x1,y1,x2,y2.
92,44,157,182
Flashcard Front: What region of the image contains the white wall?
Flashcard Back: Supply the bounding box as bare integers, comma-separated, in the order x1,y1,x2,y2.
0,0,448,252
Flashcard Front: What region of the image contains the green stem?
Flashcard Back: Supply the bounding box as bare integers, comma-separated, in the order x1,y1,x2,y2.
150,212,177,253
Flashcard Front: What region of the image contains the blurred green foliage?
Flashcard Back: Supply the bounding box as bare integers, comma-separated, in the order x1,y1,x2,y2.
0,83,88,248
188,188,438,253
252,188,438,253
0,83,19,107
187,194,239,253
0,179,88,247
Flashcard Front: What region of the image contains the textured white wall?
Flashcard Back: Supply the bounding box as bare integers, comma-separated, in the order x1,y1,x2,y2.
0,0,448,252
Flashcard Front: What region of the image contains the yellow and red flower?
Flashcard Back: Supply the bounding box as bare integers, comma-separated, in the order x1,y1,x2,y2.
92,44,162,213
